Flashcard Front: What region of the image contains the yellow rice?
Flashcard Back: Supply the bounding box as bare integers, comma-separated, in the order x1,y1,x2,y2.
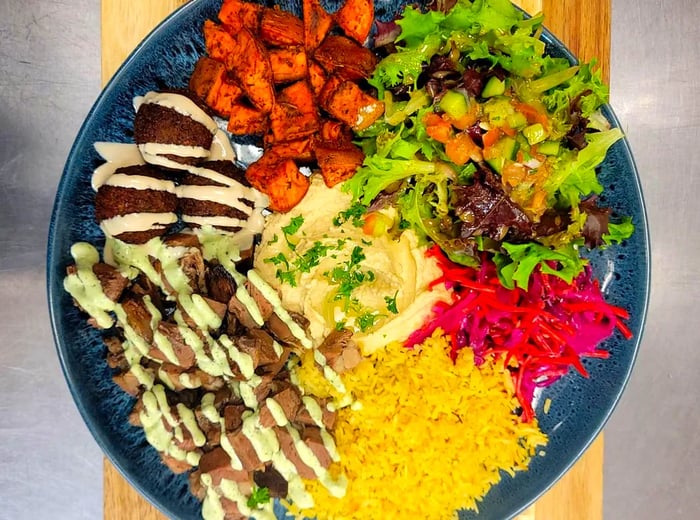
292,331,547,519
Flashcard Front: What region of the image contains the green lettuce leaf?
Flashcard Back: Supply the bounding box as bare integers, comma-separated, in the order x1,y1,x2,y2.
495,241,587,289
603,217,635,245
545,128,624,203
396,6,446,46
371,0,547,89
344,157,436,204
542,61,609,119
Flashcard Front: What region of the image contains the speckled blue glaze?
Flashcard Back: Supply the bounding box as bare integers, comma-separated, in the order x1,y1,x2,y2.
46,1,650,519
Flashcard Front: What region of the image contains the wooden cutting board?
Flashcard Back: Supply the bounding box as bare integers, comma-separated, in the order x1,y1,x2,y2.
101,1,609,518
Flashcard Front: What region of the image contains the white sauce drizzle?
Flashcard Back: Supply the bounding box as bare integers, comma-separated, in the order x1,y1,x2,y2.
182,215,247,229
176,184,255,214
92,142,145,190
209,129,236,161
139,142,210,158
265,398,289,427
218,335,255,379
247,270,313,349
313,349,347,395
134,91,219,135
65,234,350,508
104,173,176,192
100,212,178,237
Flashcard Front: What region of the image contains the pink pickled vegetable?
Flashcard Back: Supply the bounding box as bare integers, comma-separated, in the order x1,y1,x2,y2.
406,246,632,422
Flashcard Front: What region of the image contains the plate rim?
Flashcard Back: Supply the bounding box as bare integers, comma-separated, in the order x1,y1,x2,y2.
46,1,651,518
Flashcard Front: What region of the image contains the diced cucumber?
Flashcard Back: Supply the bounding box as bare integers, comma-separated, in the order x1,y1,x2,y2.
500,136,518,160
439,90,469,120
537,140,560,156
482,76,506,98
523,123,548,145
483,98,514,126
506,112,528,129
485,137,518,174
486,157,505,174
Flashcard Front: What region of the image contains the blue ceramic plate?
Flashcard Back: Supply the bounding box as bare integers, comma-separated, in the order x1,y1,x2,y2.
47,1,650,518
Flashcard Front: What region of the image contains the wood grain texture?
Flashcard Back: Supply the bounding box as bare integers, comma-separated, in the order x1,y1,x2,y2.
101,0,609,518
101,0,189,85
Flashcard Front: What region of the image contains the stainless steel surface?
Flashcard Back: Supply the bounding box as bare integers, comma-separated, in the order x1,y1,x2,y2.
0,1,103,519
605,0,700,517
0,0,697,519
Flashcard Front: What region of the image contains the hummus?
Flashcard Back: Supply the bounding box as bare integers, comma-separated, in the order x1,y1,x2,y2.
255,176,450,354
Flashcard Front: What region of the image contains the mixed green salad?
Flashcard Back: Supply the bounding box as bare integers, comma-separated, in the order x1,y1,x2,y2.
346,0,633,289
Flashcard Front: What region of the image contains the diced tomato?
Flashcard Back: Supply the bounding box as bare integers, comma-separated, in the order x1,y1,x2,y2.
501,122,518,137
513,101,549,127
482,127,502,149
362,211,394,236
423,112,453,144
444,102,480,130
502,161,527,187
445,132,480,166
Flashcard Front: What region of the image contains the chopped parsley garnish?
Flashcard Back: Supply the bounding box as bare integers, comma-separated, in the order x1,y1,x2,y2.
333,203,367,227
294,241,334,272
265,240,336,287
247,486,271,508
349,245,365,265
276,270,297,287
267,234,279,244
385,291,399,314
282,216,304,235
264,252,290,270
325,246,376,313
264,252,296,286
357,312,381,332
281,215,305,251
335,320,347,331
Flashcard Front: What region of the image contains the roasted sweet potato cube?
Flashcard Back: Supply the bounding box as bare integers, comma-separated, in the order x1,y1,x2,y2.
319,119,353,145
270,80,320,143
314,35,378,81
303,0,334,51
189,56,227,102
319,77,384,131
227,28,275,113
317,75,344,111
245,152,310,212
207,77,244,117
219,0,263,34
203,20,237,63
268,138,314,162
269,46,308,84
227,103,269,135
314,140,365,187
260,8,304,47
335,0,374,44
307,59,327,99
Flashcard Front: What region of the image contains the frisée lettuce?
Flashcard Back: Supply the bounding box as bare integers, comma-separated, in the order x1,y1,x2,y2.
345,0,633,288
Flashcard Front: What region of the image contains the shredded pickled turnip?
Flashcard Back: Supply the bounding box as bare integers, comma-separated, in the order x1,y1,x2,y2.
406,246,632,422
